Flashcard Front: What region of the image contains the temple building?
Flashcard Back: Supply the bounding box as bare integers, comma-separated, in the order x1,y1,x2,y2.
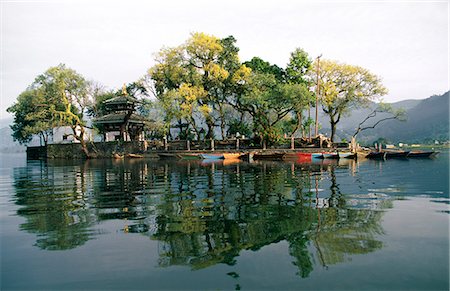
94,91,150,142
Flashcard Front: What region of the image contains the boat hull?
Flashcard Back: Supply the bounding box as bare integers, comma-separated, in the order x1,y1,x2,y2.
321,152,339,159
253,153,286,161
199,153,224,160
338,152,357,159
384,150,409,158
407,151,438,158
312,153,323,159
223,153,241,159
366,152,386,159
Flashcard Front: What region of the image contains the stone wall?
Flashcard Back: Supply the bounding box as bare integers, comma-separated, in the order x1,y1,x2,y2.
45,141,147,159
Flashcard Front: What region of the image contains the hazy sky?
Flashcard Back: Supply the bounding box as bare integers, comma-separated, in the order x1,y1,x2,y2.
1,0,449,119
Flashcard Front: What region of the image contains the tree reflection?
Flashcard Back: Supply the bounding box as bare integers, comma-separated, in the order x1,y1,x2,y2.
13,158,388,277
13,160,96,250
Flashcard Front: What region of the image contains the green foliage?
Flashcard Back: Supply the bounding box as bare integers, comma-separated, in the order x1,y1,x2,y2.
7,89,54,144
286,48,312,85
244,57,285,82
8,64,92,156
226,118,252,138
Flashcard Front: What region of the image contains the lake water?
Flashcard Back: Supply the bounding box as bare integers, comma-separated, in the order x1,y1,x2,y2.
1,151,449,290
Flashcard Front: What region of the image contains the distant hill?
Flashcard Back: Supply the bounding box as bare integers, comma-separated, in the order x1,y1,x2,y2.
324,91,449,144
0,126,26,153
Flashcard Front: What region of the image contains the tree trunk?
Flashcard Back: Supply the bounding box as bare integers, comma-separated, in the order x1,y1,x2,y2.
330,122,336,143
72,126,90,159
219,106,226,140
205,117,214,140
329,114,337,143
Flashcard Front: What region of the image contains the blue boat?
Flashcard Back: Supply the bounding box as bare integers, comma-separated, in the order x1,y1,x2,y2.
199,153,224,160
312,153,323,159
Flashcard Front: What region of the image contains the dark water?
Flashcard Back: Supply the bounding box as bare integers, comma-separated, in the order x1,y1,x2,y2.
1,151,449,290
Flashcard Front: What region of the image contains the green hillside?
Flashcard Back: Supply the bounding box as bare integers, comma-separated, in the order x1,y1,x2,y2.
333,91,449,144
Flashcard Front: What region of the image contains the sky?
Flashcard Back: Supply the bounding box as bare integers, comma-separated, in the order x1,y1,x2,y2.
1,0,449,119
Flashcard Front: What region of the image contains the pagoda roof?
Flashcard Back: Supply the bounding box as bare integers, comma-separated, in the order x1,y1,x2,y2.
103,95,138,106
94,113,151,124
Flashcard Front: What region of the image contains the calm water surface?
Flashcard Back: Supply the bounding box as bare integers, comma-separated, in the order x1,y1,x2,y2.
1,151,449,290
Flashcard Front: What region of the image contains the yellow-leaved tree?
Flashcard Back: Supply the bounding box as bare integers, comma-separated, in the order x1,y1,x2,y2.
314,60,388,142
149,32,249,140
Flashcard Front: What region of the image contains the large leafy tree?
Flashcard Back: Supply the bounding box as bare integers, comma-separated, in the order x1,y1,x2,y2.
8,64,93,157
235,55,313,146
314,60,388,142
150,32,250,140
235,59,307,146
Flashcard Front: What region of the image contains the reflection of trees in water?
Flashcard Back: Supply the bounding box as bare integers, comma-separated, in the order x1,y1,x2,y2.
13,158,387,276
13,160,96,250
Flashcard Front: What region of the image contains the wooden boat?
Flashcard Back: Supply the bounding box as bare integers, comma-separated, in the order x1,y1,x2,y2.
366,152,386,159
113,153,124,159
199,153,224,160
179,153,201,160
407,151,439,158
126,153,144,159
239,152,254,161
312,153,323,159
338,152,357,159
321,152,340,159
296,152,312,163
253,152,286,161
384,150,409,158
158,153,181,159
223,153,241,159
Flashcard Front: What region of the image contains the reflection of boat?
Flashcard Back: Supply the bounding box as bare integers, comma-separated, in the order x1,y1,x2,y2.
223,159,241,166
407,151,439,158
296,152,312,163
366,152,386,159
338,152,357,159
200,153,224,160
223,153,241,159
253,153,286,161
384,150,409,158
201,159,224,165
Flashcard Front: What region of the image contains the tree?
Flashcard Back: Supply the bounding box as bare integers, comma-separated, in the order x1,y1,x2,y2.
150,32,250,140
9,64,93,157
314,60,388,142
7,88,54,145
285,48,314,137
39,65,92,157
352,103,406,139
235,69,294,147
286,48,311,85
235,56,313,146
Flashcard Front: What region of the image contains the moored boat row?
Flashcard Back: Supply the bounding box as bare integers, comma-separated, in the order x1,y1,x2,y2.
158,149,440,162
158,151,360,162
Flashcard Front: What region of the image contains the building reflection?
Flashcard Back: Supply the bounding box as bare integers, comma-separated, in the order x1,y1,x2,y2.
13,158,389,276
